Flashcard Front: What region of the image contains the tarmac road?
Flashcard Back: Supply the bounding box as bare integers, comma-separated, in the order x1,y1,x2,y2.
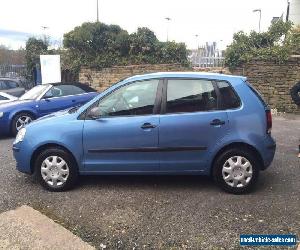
0,115,299,249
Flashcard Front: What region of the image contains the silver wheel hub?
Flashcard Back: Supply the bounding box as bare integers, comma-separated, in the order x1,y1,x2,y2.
222,156,253,188
41,156,69,187
16,115,32,131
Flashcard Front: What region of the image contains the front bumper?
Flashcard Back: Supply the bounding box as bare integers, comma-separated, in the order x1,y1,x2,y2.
13,142,33,174
0,117,11,135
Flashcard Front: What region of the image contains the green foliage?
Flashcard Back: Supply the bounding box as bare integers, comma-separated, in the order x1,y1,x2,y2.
286,26,300,55
225,20,295,68
63,22,188,70
25,37,48,80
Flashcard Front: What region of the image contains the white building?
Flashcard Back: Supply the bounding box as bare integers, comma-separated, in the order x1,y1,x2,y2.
288,0,300,26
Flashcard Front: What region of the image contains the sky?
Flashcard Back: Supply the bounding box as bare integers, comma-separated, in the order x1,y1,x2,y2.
0,0,288,50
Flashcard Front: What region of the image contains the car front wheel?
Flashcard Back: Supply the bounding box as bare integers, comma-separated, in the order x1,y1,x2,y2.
34,148,78,192
11,112,34,136
213,148,260,194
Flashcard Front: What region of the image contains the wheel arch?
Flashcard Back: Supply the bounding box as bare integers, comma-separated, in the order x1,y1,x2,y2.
210,142,264,176
30,143,79,174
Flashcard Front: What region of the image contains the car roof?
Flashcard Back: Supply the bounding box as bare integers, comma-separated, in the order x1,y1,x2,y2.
0,78,20,81
123,72,247,83
43,82,96,92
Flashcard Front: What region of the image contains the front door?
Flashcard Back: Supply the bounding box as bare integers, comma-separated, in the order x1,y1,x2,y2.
159,78,229,173
82,79,161,172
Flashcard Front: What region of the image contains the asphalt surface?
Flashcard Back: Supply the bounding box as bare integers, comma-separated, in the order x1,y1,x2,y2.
0,116,299,249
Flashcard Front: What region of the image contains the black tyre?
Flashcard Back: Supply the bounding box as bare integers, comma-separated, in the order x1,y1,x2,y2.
212,148,260,194
34,147,78,192
11,112,34,136
290,81,300,106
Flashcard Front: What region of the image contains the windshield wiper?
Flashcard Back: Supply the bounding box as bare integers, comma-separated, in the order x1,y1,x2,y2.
68,105,81,114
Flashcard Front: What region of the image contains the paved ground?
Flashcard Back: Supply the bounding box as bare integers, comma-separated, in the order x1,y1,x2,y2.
0,205,94,250
0,116,299,249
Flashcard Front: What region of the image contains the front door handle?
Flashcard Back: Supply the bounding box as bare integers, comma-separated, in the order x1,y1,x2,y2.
72,100,76,103
141,123,156,129
210,119,225,126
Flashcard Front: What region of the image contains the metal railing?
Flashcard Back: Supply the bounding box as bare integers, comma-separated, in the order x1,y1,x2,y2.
190,56,225,68
0,64,34,89
0,64,27,79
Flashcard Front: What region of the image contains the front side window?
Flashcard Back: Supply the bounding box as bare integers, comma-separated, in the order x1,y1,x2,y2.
166,79,217,113
97,79,159,116
44,85,86,98
216,81,240,109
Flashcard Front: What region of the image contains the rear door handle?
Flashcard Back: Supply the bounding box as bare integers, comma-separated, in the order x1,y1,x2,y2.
72,100,76,103
210,119,225,126
141,123,156,129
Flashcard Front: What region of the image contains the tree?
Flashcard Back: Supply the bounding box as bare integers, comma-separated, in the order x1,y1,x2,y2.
25,37,48,80
286,25,300,55
63,22,130,69
225,20,293,68
63,22,189,70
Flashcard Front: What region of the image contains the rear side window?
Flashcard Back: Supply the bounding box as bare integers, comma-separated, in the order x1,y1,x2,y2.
166,79,218,113
6,80,18,88
0,81,8,90
246,82,268,107
216,81,240,109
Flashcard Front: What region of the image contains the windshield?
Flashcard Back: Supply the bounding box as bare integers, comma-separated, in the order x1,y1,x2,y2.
19,85,50,100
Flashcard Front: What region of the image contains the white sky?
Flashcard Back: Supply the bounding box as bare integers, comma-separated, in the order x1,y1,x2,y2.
0,0,287,49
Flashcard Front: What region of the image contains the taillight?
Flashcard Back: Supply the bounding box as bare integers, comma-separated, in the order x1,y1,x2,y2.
266,110,272,134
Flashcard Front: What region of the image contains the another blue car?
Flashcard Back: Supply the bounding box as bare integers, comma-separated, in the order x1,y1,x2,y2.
0,82,97,136
13,72,276,194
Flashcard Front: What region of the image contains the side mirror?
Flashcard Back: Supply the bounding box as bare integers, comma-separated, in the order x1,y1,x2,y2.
87,107,101,119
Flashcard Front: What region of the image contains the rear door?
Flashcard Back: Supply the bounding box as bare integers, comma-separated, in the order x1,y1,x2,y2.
159,78,229,173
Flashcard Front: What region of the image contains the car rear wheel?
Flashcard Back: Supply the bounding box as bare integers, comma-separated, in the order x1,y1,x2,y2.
11,112,34,136
34,148,78,192
213,148,260,194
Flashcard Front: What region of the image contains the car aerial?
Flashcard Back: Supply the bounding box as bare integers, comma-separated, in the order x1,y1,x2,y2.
0,92,18,104
0,82,98,136
0,78,26,97
13,72,276,194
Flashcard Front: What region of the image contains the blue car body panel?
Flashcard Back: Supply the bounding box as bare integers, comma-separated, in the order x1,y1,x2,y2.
13,72,276,176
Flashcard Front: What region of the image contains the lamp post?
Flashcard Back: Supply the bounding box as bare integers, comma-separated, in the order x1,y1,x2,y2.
165,17,171,42
253,9,261,32
96,0,99,22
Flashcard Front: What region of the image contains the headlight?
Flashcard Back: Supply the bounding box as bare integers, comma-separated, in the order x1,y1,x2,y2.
0,112,3,118
14,128,26,144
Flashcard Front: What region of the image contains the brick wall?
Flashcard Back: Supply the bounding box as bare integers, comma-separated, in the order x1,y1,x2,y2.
230,57,300,113
79,64,227,92
79,61,300,113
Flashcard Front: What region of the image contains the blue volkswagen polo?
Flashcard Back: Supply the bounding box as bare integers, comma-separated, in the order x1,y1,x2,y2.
13,72,276,194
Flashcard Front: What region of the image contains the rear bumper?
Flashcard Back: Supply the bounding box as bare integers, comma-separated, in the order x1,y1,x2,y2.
261,137,276,170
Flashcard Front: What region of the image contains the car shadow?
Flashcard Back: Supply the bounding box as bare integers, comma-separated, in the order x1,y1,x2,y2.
77,172,271,194
78,174,219,192
0,135,14,140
